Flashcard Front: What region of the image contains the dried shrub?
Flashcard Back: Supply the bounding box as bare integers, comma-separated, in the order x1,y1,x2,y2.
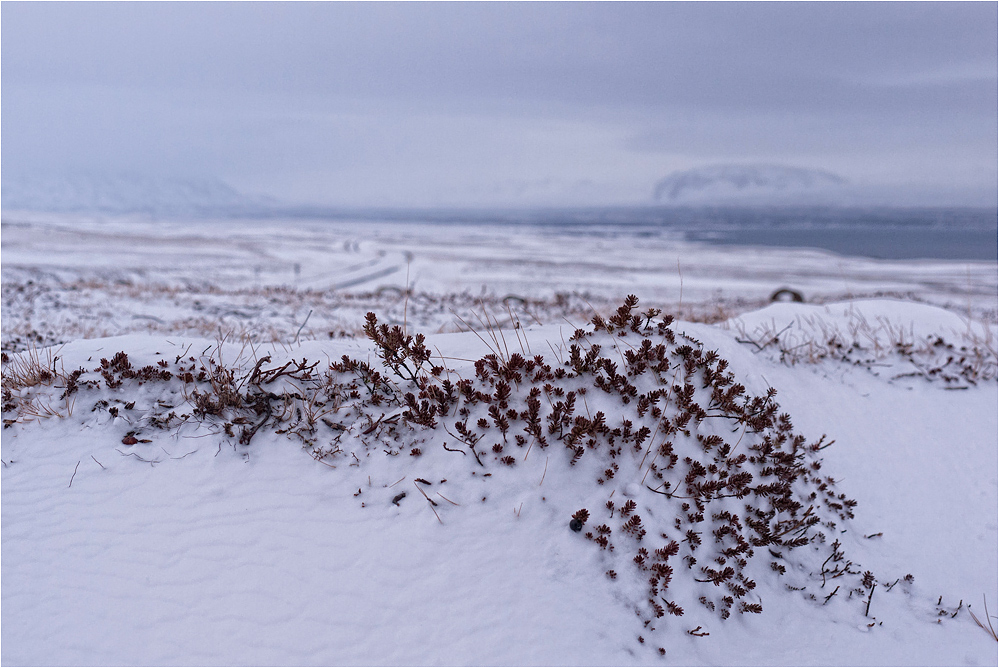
3,295,893,646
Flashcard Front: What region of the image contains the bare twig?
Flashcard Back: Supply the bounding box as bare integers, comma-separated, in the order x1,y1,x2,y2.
737,322,795,352
523,436,536,461
294,310,313,344
68,460,80,487
244,355,272,388
404,260,411,336
771,505,815,540
442,441,466,456
450,309,499,358
239,399,273,445
676,258,683,312
115,448,160,465
413,482,443,524
968,595,998,641
414,481,438,506
436,492,460,506
91,455,106,470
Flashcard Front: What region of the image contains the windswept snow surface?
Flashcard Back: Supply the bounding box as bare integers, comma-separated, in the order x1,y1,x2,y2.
2,215,997,666
2,214,995,352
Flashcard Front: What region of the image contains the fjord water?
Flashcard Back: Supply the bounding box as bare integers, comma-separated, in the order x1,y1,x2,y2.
279,205,998,261
675,206,999,260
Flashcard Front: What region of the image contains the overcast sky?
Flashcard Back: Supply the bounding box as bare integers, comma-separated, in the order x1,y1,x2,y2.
2,2,996,208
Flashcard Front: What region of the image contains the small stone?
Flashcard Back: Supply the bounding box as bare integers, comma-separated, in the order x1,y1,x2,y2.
569,518,583,532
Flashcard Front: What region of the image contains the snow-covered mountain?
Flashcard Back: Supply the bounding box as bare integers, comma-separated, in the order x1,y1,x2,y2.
654,164,848,205
0,173,280,218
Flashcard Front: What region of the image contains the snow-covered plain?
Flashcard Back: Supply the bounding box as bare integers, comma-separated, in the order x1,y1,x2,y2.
2,214,995,349
2,214,997,666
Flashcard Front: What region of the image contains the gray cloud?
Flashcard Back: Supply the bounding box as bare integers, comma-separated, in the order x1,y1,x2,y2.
2,2,996,207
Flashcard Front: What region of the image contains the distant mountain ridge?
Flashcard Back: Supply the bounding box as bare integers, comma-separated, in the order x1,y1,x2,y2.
1,174,279,217
654,164,848,204
2,169,986,218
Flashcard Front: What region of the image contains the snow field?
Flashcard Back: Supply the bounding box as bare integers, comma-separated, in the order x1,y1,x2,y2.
3,297,997,665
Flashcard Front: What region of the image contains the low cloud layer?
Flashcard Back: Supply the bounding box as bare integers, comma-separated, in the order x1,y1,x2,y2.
3,3,996,208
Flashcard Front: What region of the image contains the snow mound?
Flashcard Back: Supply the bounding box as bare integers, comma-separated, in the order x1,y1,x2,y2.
724,299,997,386
2,297,995,664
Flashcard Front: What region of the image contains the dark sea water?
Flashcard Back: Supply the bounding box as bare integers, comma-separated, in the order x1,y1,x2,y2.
9,199,994,261
669,207,999,261
299,205,998,262
688,225,995,260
